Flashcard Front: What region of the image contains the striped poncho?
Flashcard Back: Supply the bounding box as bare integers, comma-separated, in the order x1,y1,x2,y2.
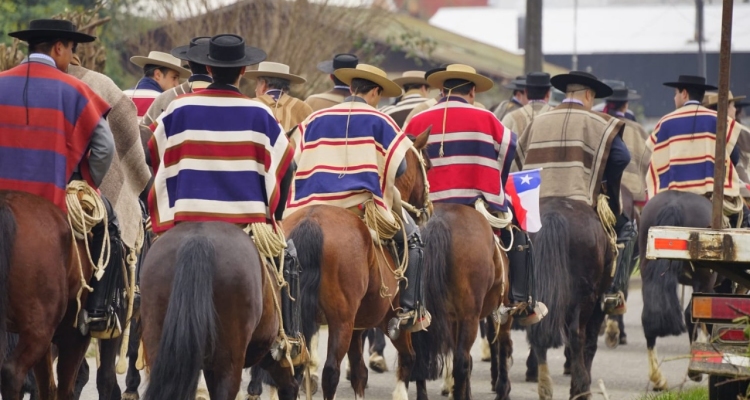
285,100,412,222
0,61,110,211
647,103,742,198
148,88,293,233
404,96,515,212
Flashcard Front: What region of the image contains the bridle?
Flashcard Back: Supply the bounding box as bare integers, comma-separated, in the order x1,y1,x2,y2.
402,136,433,225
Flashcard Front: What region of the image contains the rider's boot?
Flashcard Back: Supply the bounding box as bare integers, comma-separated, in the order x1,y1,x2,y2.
388,211,430,340
82,196,126,337
502,228,547,326
602,213,636,315
273,239,309,367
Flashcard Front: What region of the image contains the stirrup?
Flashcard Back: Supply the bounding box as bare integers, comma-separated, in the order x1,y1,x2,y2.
515,301,548,327
602,291,627,315
387,309,432,340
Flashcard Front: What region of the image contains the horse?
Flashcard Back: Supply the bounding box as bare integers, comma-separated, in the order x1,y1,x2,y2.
409,203,513,400
638,190,715,391
138,221,299,400
0,190,97,400
524,197,614,400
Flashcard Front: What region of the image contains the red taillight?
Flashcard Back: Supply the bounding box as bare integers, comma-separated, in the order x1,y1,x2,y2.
654,238,688,250
692,295,750,322
718,328,748,342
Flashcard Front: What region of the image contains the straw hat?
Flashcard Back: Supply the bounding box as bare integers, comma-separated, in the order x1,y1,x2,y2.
130,51,191,79
334,64,402,98
426,64,494,93
393,70,428,87
244,61,306,84
702,91,747,107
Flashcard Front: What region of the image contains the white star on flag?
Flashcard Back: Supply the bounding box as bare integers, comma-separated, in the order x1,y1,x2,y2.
520,174,532,185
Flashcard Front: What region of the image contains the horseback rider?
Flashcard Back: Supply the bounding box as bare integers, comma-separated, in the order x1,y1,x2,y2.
501,72,554,172
403,64,547,326
285,63,430,335
124,51,190,122
518,71,632,315
304,53,358,112
493,75,528,121
380,70,431,128
648,75,750,228
0,19,117,332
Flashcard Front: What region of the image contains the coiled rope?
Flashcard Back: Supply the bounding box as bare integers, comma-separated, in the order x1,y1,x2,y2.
65,180,111,327
722,195,744,228
363,200,409,299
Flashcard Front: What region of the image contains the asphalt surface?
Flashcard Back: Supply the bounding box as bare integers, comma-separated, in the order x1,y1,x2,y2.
76,279,703,400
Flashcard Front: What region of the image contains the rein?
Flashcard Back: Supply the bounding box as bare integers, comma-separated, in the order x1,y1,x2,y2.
403,138,433,225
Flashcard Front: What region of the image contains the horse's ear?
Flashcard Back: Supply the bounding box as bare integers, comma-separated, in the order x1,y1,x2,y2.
413,125,431,149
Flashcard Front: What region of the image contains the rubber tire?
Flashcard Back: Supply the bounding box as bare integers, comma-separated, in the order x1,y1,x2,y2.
708,374,749,400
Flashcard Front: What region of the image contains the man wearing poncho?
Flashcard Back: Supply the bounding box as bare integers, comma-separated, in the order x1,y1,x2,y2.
519,71,632,315
286,63,429,334
404,63,546,326
648,75,749,227
148,35,293,233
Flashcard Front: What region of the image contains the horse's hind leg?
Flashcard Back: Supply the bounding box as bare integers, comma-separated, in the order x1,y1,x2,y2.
452,320,478,400
124,318,142,400
390,329,416,400
55,327,93,400
493,318,513,400
569,306,594,399
97,337,123,400
525,345,538,382
246,365,265,399
486,317,499,390
322,321,354,400
416,380,429,400
531,346,552,400
31,347,55,400
347,330,368,398
204,365,244,400
1,331,54,400
646,336,668,391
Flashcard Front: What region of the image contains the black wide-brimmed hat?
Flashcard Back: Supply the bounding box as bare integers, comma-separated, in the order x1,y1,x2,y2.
317,53,358,74
551,71,613,98
525,72,551,88
607,87,641,102
663,75,717,90
186,34,266,68
504,75,526,91
171,36,211,61
9,19,95,43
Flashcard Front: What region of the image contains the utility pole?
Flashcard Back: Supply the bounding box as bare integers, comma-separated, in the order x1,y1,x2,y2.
696,0,707,77
524,0,543,73
572,0,579,70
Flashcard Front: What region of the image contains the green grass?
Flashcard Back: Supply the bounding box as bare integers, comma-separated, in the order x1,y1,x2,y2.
636,387,708,400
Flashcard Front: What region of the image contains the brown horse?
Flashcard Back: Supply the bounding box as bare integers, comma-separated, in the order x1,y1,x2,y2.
526,197,613,400
0,190,95,400
409,203,513,400
139,221,298,400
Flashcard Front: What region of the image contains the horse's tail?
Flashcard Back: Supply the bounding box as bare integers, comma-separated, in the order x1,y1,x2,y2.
143,236,218,400
0,198,16,366
289,218,324,343
641,204,687,338
527,211,571,350
410,215,452,381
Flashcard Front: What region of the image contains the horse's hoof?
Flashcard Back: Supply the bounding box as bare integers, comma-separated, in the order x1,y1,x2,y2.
605,331,619,349
441,387,450,396
196,388,210,400
369,353,388,373
244,395,261,400
619,336,627,345
122,393,140,400
525,375,538,383
563,366,571,376
301,374,319,395
481,338,491,362
689,371,703,382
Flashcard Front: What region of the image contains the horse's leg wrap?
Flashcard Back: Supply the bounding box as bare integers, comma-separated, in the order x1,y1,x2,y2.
603,219,637,315
85,197,126,336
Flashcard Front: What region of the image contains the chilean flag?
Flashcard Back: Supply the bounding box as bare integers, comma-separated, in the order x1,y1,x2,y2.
505,169,542,233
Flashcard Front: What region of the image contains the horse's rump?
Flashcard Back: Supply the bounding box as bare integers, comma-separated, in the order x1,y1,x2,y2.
640,191,713,338
412,203,502,381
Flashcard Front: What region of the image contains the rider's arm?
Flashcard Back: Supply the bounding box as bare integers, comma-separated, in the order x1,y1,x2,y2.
274,161,296,221
396,158,407,177
88,117,116,187
731,146,741,167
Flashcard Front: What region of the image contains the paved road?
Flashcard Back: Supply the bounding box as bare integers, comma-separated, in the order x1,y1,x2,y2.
77,280,702,400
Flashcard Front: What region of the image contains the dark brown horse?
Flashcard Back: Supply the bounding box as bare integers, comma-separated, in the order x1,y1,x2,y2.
525,197,613,400
0,190,96,400
409,203,513,400
638,190,715,391
139,222,298,400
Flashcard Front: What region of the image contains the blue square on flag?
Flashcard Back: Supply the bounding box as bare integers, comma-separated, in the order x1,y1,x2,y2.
506,169,542,232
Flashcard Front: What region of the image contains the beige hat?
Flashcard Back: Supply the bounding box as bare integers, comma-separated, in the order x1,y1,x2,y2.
703,91,747,107
393,70,428,87
130,51,191,79
427,64,494,93
244,61,306,84
334,64,403,98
